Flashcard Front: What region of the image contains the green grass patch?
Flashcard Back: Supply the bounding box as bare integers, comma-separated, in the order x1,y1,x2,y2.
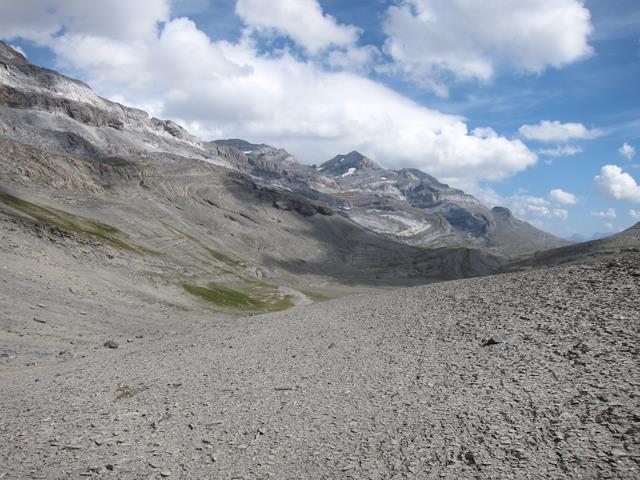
183,282,294,313
0,192,144,252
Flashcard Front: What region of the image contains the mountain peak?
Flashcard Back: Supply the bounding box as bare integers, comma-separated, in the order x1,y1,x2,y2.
343,150,365,160
0,41,23,58
491,206,512,218
342,151,380,168
319,151,382,177
0,42,31,68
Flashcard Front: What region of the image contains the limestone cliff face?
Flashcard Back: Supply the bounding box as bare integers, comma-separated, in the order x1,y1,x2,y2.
0,41,204,159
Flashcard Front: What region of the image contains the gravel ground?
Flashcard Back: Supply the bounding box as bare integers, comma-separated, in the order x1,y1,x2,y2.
1,254,639,479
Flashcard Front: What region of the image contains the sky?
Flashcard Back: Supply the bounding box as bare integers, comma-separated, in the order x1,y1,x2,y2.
1,0,639,238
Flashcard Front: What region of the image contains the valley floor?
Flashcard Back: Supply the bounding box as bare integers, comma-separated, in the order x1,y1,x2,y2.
1,249,639,479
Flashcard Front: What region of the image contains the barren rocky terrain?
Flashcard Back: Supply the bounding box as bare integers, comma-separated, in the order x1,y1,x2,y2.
1,41,639,479
1,243,639,479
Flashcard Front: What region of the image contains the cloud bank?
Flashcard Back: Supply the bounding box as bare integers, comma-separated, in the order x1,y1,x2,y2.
383,0,593,95
470,186,570,225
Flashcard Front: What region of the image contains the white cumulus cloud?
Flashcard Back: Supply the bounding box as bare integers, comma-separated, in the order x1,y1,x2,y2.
0,2,538,184
519,121,601,143
548,189,578,205
590,208,616,219
619,142,636,160
539,145,583,157
235,0,359,54
594,165,640,203
0,0,169,43
382,0,593,94
629,209,640,220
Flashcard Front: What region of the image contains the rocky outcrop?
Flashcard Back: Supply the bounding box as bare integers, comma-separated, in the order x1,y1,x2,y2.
150,118,193,140
273,198,334,216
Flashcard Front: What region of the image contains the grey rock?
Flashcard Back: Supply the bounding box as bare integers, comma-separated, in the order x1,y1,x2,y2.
482,335,508,346
103,340,119,349
462,450,477,466
610,448,628,458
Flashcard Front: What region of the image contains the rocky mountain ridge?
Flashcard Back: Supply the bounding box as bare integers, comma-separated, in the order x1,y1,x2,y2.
212,139,569,254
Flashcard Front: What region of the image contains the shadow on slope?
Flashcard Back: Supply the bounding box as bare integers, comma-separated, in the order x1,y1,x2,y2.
222,173,506,285
0,137,505,301
507,222,640,270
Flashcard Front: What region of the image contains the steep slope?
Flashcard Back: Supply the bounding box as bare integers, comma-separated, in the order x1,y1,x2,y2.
510,222,640,268
488,206,571,255
0,44,207,160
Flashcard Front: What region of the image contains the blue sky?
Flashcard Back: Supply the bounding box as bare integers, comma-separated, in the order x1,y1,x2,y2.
2,0,640,237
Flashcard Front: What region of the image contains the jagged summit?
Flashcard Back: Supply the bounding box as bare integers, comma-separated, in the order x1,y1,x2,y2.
398,168,448,189
319,151,382,177
491,206,513,218
0,41,28,63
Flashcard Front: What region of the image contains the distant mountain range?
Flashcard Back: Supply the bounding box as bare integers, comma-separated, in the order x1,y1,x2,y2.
513,223,640,269
567,232,612,242
210,138,570,255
